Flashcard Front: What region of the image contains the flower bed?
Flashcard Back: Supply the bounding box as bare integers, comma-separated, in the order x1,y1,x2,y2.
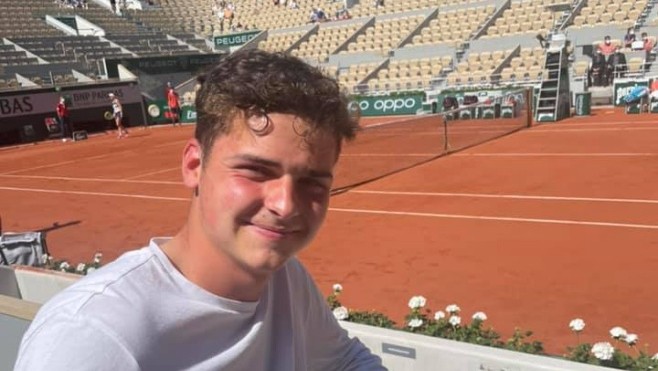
328,284,658,370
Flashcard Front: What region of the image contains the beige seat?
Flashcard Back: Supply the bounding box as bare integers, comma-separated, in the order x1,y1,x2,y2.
627,57,645,74
573,61,589,77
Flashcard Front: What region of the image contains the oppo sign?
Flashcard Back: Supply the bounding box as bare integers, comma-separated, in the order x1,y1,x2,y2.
350,94,423,116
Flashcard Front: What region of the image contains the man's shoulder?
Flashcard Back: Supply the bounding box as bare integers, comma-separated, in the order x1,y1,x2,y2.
34,246,157,321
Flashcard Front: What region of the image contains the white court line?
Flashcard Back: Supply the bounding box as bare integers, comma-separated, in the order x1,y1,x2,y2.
0,186,188,201
1,153,114,175
535,121,656,128
0,174,180,185
330,207,658,230
341,153,436,157
125,167,180,180
0,138,187,175
526,127,658,133
453,153,657,157
350,190,658,205
153,139,187,148
0,186,656,230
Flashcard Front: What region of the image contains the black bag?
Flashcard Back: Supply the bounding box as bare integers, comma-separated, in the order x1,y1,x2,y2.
0,232,49,266
463,95,479,105
443,96,459,111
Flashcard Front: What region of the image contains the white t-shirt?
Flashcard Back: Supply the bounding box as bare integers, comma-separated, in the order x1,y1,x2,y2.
15,238,384,371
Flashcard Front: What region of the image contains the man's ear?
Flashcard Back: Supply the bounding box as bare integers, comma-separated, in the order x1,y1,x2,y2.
182,138,203,190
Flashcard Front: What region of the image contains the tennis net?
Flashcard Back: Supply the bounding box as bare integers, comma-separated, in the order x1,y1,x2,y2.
332,88,532,193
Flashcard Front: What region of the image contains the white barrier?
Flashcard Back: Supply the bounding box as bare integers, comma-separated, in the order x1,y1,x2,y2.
0,267,614,371
340,321,615,371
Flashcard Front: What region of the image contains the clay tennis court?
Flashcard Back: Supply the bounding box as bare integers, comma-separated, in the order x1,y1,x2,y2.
0,108,656,354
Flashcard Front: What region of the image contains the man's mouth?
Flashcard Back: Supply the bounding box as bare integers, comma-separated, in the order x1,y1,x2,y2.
246,222,300,238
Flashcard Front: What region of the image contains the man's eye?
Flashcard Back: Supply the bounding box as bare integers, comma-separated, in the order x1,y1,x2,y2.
301,178,330,193
238,166,271,178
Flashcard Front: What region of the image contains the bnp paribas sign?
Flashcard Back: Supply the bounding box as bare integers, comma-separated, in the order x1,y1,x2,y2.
214,30,261,50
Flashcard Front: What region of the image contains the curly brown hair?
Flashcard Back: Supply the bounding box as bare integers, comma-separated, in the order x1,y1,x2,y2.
194,49,358,161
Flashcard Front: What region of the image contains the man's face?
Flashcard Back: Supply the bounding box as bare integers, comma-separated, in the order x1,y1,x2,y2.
183,113,338,277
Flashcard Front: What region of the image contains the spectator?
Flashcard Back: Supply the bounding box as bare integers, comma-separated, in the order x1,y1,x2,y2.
536,33,547,49
224,6,234,29
316,7,327,21
624,27,636,49
607,46,627,84
309,8,319,22
55,97,71,142
335,7,351,20
590,49,608,87
598,35,616,57
642,32,654,54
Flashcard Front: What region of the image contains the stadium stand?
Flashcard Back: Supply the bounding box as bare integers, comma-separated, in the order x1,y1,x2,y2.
0,0,657,143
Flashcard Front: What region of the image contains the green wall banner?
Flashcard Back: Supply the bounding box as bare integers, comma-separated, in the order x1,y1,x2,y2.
181,106,196,123
214,30,260,50
147,100,197,124
349,93,425,116
105,54,224,78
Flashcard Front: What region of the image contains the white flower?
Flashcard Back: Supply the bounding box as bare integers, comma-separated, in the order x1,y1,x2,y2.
407,296,427,309
591,342,614,361
408,318,423,328
652,353,658,360
446,304,460,314
76,263,86,272
332,306,349,321
434,311,446,320
625,334,638,345
332,283,343,293
86,267,97,275
610,326,627,339
59,261,70,270
449,316,461,327
569,318,586,332
41,254,50,265
93,253,103,264
472,312,487,321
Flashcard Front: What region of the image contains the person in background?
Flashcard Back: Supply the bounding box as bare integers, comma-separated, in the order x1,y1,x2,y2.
590,49,608,87
166,82,181,127
14,49,385,371
624,27,636,49
607,46,627,85
55,96,71,142
109,93,128,139
597,35,616,57
642,32,655,57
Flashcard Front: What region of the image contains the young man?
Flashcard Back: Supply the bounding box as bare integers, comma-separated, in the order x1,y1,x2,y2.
15,50,385,370
166,82,181,127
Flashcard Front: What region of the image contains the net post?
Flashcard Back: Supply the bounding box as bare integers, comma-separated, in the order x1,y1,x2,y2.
442,114,449,153
525,88,533,127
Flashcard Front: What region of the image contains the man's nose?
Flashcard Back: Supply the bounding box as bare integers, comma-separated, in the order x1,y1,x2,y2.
265,175,300,219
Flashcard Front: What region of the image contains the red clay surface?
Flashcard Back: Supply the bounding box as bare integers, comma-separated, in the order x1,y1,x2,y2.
1,108,657,354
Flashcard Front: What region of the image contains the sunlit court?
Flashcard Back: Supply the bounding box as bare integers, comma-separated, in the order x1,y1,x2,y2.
1,107,657,354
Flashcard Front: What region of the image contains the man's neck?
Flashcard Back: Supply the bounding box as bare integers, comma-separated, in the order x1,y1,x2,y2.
160,226,269,302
